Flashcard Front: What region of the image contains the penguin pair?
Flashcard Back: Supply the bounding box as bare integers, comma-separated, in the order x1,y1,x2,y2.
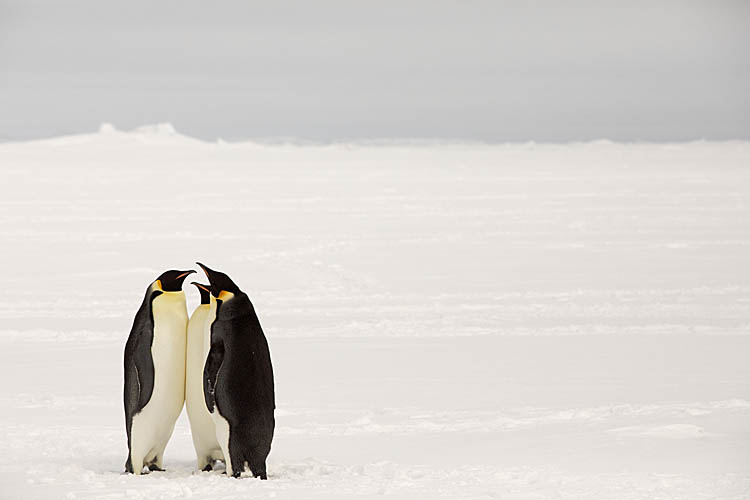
123,263,275,479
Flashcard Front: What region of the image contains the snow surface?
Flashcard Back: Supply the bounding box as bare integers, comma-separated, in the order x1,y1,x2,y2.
0,125,749,499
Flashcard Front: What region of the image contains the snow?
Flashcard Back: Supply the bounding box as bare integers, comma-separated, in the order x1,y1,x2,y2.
0,125,749,499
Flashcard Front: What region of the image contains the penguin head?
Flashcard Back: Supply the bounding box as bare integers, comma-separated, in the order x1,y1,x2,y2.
154,269,195,293
190,282,213,305
196,262,242,301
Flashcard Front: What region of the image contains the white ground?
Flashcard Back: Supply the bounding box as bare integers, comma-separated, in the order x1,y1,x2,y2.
0,125,748,499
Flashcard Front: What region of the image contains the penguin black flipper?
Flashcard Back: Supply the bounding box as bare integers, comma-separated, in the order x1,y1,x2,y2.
123,289,160,472
203,332,225,414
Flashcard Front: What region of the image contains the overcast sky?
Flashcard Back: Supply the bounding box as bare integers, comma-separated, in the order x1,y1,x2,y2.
0,0,748,142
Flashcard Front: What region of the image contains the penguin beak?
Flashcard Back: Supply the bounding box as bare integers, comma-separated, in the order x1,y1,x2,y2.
191,282,212,294
196,262,222,298
155,269,196,292
169,270,195,290
196,262,212,278
176,270,196,281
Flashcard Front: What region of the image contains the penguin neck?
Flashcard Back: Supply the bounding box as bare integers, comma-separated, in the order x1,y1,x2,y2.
151,290,187,320
215,292,252,321
151,291,188,340
189,303,209,320
191,302,214,327
152,290,186,304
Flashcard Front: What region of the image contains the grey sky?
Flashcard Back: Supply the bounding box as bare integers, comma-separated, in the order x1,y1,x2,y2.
1,0,748,142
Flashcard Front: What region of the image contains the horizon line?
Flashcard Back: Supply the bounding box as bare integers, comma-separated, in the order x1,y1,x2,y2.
1,122,749,148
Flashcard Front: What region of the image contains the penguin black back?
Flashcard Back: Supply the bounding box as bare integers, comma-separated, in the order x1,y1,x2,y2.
123,288,159,461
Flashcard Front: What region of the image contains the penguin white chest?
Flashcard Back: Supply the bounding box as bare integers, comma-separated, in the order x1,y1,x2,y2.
186,301,223,465
186,306,210,415
129,292,188,470
149,297,187,412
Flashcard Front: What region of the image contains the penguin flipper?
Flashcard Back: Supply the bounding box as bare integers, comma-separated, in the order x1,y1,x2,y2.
124,290,157,418
203,339,225,413
132,333,155,411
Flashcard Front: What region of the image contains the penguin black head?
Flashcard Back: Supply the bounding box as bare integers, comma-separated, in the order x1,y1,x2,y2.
190,282,213,304
196,262,242,299
155,269,196,292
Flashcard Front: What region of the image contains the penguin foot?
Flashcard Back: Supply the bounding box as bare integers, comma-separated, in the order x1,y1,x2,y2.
147,464,165,472
251,463,268,480
201,463,213,472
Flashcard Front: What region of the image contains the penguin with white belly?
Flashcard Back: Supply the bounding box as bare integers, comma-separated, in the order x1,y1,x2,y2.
197,262,275,479
185,282,224,471
123,269,194,474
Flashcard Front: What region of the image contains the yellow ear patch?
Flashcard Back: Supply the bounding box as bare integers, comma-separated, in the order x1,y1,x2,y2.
153,280,163,291
217,290,235,302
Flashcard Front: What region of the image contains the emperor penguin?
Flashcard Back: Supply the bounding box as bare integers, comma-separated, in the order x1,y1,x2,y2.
197,262,275,479
185,282,224,471
123,269,194,474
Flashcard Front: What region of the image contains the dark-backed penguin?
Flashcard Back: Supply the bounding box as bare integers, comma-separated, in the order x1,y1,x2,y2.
197,262,275,479
186,282,224,471
123,269,194,474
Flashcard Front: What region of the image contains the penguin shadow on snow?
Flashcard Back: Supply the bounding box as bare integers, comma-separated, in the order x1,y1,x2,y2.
114,457,282,480
115,458,231,478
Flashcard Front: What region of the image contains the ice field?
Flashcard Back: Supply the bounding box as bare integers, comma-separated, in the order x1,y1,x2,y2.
0,125,748,499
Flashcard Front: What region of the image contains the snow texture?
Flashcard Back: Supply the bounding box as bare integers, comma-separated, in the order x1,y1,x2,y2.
0,125,749,499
